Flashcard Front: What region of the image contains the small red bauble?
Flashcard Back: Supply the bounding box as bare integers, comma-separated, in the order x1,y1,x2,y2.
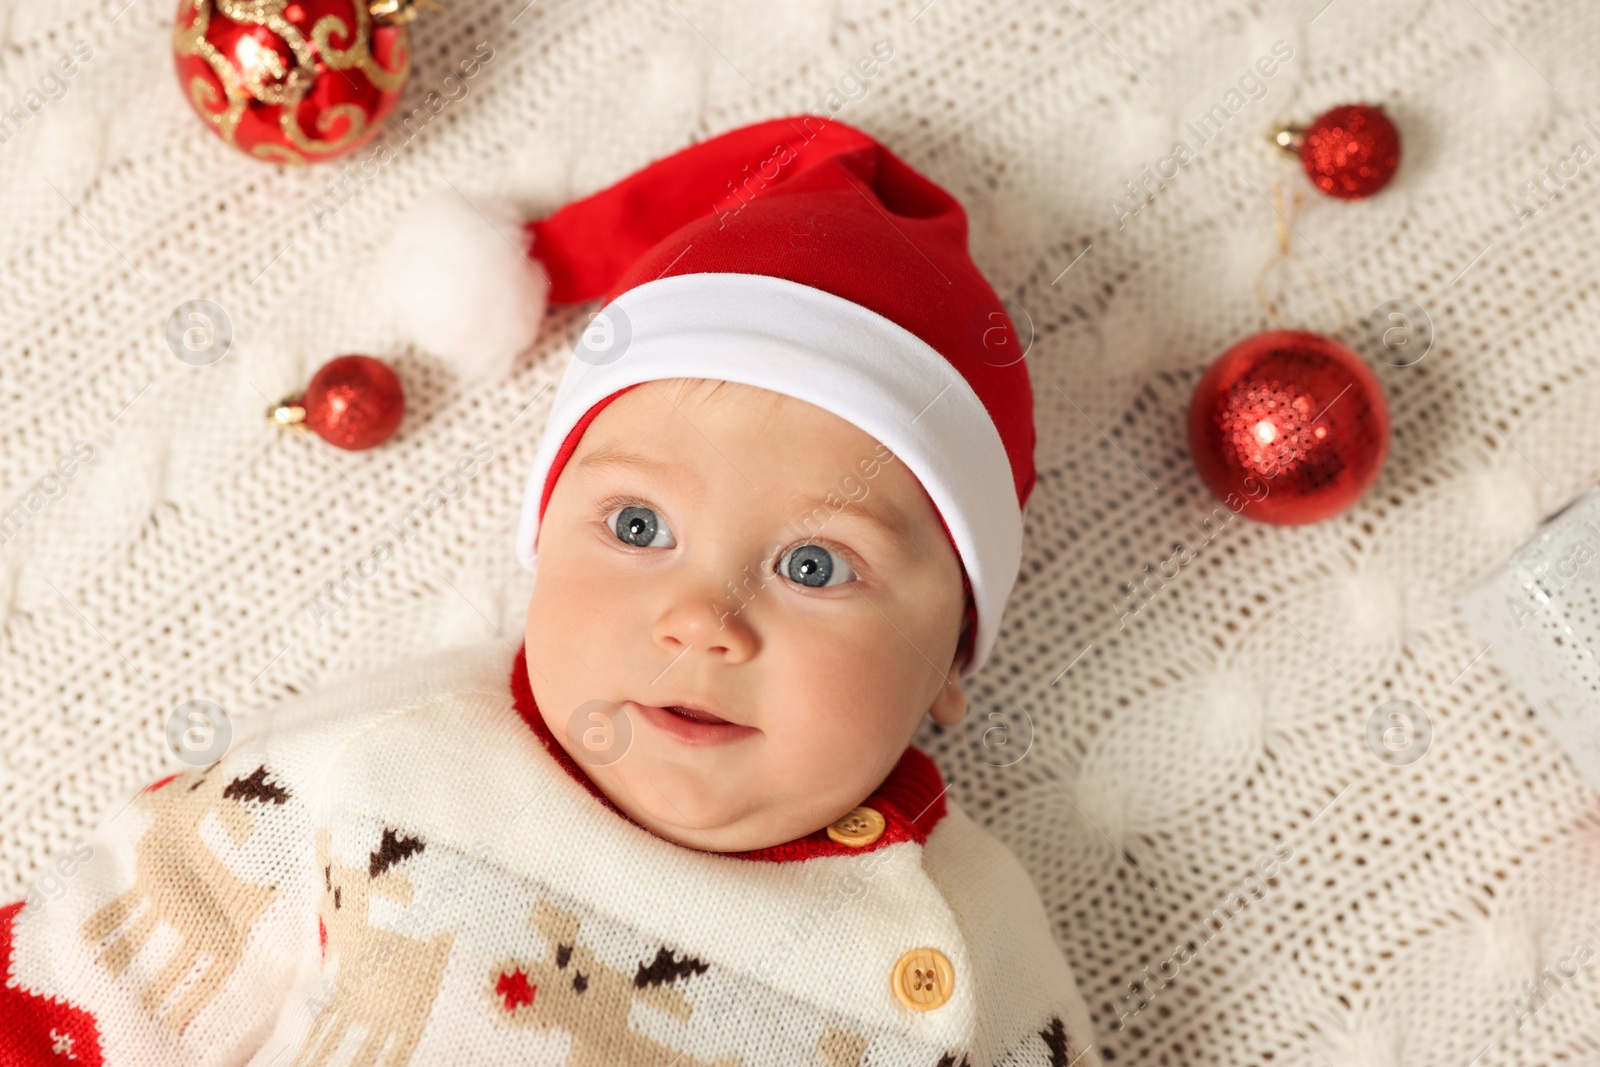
1187,330,1390,525
1276,104,1401,199
173,0,416,165
271,355,404,450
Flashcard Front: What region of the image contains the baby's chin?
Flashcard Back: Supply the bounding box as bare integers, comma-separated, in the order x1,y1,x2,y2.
596,759,837,853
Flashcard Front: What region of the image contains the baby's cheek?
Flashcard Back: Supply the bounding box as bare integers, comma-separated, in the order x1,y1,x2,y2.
775,691,902,796
525,569,592,691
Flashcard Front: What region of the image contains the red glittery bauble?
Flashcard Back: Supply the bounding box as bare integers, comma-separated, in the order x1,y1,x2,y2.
303,355,404,449
1298,104,1400,199
172,0,410,164
1187,330,1390,525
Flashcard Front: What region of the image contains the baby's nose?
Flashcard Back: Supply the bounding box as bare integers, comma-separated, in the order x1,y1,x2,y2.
651,587,760,663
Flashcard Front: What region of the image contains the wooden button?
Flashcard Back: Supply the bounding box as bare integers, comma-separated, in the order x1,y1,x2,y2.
826,805,886,847
892,947,954,1011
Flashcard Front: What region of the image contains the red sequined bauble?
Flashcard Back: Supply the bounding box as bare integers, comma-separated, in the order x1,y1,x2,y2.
1298,104,1400,199
173,0,411,165
301,355,405,449
1187,330,1389,525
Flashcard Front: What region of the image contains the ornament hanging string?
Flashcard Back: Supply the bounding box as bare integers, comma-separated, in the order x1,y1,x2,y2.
1252,180,1350,335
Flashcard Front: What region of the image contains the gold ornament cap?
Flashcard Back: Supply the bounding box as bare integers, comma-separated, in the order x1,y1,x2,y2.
369,0,443,25
1270,124,1307,155
268,399,309,433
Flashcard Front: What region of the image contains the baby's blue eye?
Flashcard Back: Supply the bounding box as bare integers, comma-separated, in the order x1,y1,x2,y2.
610,505,675,549
778,544,856,588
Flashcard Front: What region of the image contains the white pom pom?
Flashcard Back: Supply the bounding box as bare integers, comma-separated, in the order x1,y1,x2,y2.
382,188,549,386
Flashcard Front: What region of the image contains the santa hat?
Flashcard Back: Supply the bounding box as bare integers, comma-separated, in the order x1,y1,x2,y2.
383,116,1035,678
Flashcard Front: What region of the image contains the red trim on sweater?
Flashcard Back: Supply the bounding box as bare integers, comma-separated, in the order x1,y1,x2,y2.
509,643,947,862
0,901,106,1065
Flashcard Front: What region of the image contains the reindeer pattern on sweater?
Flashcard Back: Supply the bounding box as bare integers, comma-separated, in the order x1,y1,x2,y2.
0,642,1097,1067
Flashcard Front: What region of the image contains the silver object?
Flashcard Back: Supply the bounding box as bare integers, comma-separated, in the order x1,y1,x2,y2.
1461,486,1600,788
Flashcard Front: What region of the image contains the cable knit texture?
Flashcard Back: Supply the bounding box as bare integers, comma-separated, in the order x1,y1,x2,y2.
2,0,1600,1064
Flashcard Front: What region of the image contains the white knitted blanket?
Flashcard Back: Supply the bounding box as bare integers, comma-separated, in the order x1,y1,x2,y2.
3,0,1600,1064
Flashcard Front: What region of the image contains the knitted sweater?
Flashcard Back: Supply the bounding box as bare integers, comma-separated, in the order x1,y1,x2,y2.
0,640,1097,1067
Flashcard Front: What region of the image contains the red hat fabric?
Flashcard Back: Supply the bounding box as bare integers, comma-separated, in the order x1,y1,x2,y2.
509,115,1034,677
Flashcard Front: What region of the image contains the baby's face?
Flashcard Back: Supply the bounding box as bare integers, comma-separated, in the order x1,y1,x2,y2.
524,378,969,853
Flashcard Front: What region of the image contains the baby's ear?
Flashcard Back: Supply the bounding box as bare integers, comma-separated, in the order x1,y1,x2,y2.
928,664,967,725
929,615,971,725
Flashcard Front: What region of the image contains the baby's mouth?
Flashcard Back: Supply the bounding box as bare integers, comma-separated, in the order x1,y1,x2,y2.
663,704,729,725
628,700,758,745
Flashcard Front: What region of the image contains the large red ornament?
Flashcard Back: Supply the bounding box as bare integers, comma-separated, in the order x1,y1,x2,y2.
173,0,416,165
1275,104,1401,199
271,355,405,450
1187,330,1389,525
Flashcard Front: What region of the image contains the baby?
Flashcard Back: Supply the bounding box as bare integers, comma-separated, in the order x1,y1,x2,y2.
0,116,1098,1066
525,375,970,855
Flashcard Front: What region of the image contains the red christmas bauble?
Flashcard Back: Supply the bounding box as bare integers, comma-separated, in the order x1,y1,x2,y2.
173,0,412,165
1297,104,1400,199
273,355,405,450
1187,330,1389,525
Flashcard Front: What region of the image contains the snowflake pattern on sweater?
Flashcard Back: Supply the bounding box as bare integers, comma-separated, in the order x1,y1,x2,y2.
0,642,1096,1066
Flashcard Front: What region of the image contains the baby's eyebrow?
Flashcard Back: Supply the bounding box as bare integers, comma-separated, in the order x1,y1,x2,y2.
785,492,917,556
574,445,686,481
